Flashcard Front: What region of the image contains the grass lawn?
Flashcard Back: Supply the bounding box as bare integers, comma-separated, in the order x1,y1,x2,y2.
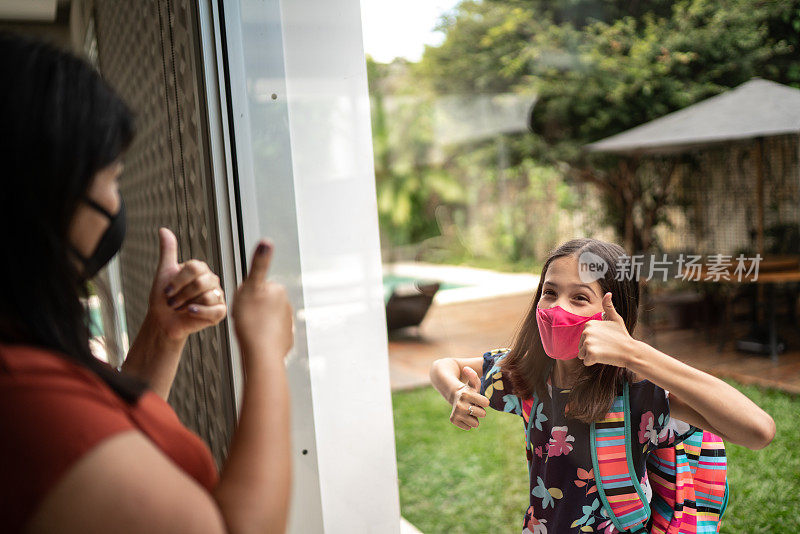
392,381,800,533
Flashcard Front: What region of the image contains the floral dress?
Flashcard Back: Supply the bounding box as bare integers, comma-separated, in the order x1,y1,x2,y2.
479,348,695,534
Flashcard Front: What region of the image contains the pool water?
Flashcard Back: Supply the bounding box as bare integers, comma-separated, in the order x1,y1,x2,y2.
88,303,104,337
383,274,468,303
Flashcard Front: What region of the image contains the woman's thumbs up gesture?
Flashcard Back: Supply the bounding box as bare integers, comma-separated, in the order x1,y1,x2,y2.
231,240,294,363
147,228,227,341
577,292,637,368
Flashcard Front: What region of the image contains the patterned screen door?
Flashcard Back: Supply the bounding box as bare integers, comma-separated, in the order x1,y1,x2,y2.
93,0,236,468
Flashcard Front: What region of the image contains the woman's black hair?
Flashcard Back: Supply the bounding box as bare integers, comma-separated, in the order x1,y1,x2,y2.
0,32,149,403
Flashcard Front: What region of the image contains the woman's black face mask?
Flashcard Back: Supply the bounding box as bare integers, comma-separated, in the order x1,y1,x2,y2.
71,197,127,280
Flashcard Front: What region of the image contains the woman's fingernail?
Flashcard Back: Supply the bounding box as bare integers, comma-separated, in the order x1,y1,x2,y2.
164,285,174,296
256,242,271,255
188,305,199,313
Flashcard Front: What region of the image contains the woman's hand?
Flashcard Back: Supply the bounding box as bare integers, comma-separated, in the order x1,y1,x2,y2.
577,292,637,368
449,367,490,431
123,228,227,400
231,240,293,361
147,228,227,341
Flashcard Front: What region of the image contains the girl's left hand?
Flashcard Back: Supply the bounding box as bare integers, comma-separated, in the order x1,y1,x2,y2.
578,292,637,368
146,228,227,341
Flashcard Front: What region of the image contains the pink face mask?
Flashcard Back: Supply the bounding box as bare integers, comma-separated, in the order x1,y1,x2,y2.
535,305,603,360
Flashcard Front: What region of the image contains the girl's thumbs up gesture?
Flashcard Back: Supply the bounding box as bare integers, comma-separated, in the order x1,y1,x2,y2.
577,292,637,368
449,366,490,431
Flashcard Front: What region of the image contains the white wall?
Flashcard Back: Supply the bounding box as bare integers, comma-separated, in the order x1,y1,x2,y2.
209,1,401,531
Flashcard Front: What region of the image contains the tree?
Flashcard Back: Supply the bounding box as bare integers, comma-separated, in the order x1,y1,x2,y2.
419,0,800,253
367,56,464,248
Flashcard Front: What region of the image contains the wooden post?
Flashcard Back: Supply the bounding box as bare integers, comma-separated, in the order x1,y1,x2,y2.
756,138,765,258
755,138,765,323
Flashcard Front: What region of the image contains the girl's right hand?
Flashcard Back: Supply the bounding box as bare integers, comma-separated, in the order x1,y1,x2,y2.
231,240,294,362
449,366,490,430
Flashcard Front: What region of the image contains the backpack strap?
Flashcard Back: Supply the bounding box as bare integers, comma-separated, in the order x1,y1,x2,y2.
590,381,651,533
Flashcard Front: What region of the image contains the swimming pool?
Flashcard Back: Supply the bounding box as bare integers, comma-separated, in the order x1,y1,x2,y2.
382,274,469,303
383,262,539,305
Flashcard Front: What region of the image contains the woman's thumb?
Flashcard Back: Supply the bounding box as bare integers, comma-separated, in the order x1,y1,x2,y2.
157,227,179,271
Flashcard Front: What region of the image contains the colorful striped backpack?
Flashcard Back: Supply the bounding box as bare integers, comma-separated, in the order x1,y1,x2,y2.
589,381,730,533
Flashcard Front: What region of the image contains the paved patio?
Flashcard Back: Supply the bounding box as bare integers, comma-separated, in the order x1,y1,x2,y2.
388,293,800,394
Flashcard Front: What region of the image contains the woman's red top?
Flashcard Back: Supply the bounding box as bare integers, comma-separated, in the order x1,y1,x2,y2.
0,343,219,532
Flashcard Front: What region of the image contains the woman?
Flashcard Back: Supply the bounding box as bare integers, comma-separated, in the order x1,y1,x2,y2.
430,238,775,533
0,33,293,533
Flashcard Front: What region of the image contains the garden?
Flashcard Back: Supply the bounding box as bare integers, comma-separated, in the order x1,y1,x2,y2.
392,382,800,533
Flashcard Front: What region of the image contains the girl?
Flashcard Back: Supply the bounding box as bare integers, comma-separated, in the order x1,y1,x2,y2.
430,238,775,533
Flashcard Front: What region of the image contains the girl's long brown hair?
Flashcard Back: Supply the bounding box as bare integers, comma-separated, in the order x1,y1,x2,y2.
500,238,640,423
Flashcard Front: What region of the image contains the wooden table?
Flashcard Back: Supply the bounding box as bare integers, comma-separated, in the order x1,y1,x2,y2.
756,255,800,273
698,268,800,362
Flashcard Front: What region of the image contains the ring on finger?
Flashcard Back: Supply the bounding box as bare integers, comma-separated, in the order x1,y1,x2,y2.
468,405,474,416
212,288,223,303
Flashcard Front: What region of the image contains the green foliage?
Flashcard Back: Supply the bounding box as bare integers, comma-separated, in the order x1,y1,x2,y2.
392,386,529,533
721,380,800,532
443,134,581,262
529,0,799,150
393,382,800,533
369,56,464,246
422,0,799,144
369,55,587,264
417,3,541,94
372,0,800,262
416,0,799,255
485,0,676,28
417,0,800,155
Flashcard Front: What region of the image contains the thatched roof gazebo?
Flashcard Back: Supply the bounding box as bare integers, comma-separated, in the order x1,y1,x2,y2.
586,78,800,154
586,78,800,359
586,78,800,259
